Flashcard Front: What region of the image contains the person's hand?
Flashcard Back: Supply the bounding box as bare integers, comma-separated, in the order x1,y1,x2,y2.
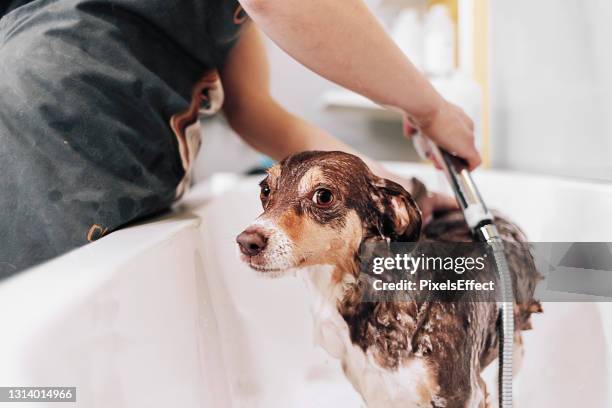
378,170,458,225
402,176,458,225
403,100,481,170
415,190,458,225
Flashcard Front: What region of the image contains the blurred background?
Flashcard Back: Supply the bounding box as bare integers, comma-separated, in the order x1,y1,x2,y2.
195,0,612,183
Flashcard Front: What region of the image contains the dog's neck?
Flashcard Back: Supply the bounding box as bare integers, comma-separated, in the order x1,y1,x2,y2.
296,259,368,323
296,264,355,305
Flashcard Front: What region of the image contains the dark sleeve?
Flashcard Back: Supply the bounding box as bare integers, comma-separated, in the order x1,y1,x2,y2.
0,0,32,17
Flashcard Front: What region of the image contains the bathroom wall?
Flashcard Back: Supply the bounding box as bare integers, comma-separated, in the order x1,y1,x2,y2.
197,1,612,182
490,0,612,181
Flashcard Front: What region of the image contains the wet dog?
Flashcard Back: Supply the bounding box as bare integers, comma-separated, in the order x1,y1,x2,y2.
236,151,541,408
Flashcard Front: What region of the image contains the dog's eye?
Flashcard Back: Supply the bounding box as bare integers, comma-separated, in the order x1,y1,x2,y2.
312,188,334,207
260,184,271,200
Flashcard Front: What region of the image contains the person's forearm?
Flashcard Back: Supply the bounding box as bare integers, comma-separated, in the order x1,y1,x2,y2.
238,0,443,127
226,94,349,159
226,96,403,186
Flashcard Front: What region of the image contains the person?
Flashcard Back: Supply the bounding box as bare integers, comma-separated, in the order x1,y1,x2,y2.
0,0,479,277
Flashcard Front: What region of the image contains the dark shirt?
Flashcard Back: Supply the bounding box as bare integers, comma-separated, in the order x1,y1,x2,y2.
0,0,248,275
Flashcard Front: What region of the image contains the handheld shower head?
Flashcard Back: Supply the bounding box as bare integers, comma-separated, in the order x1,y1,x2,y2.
412,134,515,408
412,134,494,233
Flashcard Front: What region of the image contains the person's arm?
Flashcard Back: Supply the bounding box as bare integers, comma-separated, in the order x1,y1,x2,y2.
221,25,359,159
221,24,457,222
238,0,479,169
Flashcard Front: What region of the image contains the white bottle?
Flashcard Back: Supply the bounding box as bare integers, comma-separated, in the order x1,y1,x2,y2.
391,8,423,71
423,4,455,77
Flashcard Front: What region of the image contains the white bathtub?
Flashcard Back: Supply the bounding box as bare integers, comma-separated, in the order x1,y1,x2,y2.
1,163,611,407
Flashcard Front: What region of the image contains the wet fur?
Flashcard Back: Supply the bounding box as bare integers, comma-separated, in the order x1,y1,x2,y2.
238,151,542,408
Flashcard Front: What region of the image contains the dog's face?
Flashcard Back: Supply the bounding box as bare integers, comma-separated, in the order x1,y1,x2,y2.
236,151,422,277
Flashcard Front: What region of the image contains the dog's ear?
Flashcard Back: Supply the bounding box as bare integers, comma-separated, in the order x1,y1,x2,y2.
371,177,422,242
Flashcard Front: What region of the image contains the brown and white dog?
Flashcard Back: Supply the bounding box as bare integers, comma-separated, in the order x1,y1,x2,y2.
236,151,541,408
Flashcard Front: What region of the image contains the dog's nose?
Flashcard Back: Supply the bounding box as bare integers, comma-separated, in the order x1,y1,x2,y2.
236,228,268,256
